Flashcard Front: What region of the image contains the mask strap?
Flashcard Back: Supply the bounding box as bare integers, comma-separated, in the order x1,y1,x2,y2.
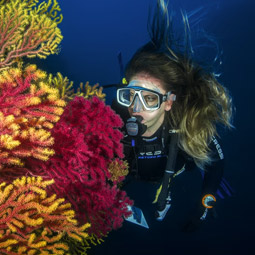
167,92,176,101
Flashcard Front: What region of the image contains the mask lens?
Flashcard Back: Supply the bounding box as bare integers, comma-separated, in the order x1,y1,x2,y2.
118,88,132,106
141,91,159,109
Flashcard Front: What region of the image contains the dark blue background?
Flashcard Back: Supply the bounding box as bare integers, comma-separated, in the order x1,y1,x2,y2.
35,0,254,254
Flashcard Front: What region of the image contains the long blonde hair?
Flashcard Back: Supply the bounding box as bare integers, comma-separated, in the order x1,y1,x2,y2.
125,0,233,168
125,52,233,169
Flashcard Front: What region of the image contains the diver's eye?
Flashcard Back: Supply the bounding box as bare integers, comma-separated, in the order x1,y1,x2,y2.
144,95,157,102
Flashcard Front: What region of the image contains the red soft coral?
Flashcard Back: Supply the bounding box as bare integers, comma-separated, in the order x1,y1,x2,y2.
0,65,65,175
27,96,132,237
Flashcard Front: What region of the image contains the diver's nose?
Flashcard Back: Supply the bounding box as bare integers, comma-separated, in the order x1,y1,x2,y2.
132,95,144,113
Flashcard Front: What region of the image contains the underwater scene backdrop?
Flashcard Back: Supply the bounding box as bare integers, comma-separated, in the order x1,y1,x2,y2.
0,0,254,254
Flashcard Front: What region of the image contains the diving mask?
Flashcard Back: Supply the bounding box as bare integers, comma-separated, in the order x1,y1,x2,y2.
117,82,175,111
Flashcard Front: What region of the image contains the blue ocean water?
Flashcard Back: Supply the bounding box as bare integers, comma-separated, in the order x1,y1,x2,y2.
34,0,254,254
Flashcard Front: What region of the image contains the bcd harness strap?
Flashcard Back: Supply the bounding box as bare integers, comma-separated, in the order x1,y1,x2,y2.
154,130,180,212
152,164,185,204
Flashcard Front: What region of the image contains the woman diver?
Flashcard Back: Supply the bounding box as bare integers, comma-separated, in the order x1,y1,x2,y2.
93,1,233,254
112,0,233,233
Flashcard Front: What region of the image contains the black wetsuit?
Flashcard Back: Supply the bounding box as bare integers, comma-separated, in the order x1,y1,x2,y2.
113,100,224,206
122,119,224,209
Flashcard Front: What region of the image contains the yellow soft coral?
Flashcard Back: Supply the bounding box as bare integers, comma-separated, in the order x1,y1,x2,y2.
76,81,106,101
0,176,91,254
0,0,63,69
10,0,64,24
50,72,106,101
108,159,129,183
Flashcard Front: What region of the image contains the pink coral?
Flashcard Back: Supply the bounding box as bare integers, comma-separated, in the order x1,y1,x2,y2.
27,96,132,237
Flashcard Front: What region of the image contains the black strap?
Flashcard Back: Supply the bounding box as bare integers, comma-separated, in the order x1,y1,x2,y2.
157,131,179,211
101,83,123,88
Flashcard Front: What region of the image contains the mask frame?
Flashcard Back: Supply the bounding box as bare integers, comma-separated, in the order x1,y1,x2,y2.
117,86,173,111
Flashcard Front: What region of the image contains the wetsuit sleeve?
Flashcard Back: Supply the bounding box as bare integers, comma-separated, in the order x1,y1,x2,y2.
201,136,224,197
182,136,225,232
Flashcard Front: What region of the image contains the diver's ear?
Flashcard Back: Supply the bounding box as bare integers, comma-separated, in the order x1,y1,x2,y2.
164,94,176,111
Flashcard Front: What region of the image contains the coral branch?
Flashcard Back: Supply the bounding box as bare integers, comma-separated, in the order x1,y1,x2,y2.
33,0,63,24
50,72,106,101
76,82,106,101
0,65,66,170
0,0,63,69
0,176,91,254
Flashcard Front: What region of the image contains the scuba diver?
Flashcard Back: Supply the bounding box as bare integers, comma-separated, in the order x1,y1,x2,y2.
110,0,233,233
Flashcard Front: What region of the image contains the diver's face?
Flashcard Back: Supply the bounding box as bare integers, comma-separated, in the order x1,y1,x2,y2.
128,73,173,136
